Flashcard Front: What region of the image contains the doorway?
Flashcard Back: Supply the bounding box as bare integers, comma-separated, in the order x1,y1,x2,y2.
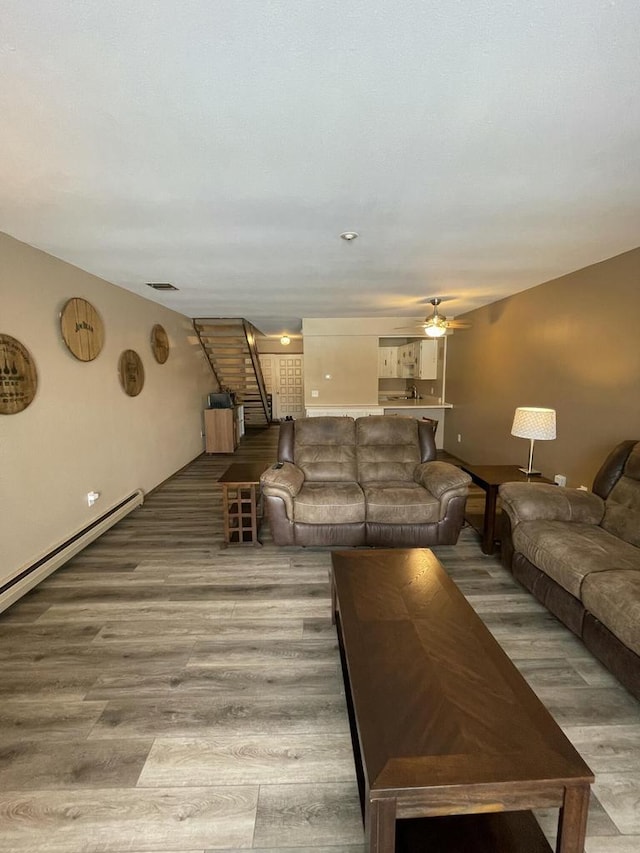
259,355,305,421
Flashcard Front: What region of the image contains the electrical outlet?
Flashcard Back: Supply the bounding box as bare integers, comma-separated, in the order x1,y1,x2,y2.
457,434,462,443
554,474,567,487
87,491,100,507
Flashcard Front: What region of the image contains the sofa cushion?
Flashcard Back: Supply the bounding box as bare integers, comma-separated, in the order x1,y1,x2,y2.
356,416,420,483
582,570,640,657
512,520,640,598
294,417,357,482
293,482,365,524
601,445,640,547
362,482,440,525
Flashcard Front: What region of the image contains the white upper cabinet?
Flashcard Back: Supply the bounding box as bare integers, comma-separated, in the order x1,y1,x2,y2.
419,340,438,379
378,346,398,378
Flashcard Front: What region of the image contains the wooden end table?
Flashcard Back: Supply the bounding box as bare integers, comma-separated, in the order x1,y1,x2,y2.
460,463,554,555
331,548,594,853
218,461,272,546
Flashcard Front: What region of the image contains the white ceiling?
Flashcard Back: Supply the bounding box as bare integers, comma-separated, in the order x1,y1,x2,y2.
2,1,639,338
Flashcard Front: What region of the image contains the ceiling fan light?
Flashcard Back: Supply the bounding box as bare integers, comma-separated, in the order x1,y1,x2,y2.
424,323,446,338
280,335,291,346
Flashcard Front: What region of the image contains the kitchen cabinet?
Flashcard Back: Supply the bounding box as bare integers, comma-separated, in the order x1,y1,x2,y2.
419,340,438,379
378,346,398,378
398,342,419,378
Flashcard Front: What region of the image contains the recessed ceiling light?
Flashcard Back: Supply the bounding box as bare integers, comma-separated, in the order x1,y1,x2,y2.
340,231,359,242
146,282,179,291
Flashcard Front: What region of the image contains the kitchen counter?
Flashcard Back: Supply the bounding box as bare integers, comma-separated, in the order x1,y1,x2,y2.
379,397,452,409
379,399,451,448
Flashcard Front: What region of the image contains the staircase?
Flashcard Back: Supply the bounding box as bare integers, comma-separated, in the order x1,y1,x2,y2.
194,318,270,427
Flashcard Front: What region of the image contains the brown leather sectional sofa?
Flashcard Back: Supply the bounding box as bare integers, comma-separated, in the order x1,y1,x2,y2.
260,415,471,547
500,440,640,700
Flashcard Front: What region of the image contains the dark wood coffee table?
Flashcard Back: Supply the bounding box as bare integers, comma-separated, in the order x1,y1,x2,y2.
460,463,554,555
331,548,593,853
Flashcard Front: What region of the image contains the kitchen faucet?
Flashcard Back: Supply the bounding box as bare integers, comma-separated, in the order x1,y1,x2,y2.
410,384,418,399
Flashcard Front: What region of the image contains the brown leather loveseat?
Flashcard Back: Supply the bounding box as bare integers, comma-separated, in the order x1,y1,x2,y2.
500,440,640,699
260,415,471,547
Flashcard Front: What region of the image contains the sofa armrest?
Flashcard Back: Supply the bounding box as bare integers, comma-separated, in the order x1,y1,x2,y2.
414,462,471,499
260,462,304,496
260,462,305,520
499,482,605,527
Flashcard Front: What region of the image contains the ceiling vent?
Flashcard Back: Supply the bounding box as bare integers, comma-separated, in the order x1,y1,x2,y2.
146,282,179,291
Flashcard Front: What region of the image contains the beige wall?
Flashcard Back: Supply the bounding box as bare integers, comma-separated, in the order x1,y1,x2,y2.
445,247,640,487
0,233,215,584
256,336,303,354
302,318,439,406
303,335,379,405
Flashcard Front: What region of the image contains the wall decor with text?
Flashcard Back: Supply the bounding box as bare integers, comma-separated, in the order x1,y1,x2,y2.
150,324,170,364
60,297,105,361
0,333,38,414
118,349,145,396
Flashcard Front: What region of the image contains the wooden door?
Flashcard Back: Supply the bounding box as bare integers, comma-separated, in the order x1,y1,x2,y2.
260,355,304,420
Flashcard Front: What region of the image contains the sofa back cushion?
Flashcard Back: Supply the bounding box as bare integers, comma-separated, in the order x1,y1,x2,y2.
356,416,420,483
601,443,640,547
294,417,357,482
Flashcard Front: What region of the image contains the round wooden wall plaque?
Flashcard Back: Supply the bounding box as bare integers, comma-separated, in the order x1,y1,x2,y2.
118,350,145,397
60,297,105,361
150,324,170,364
0,334,38,414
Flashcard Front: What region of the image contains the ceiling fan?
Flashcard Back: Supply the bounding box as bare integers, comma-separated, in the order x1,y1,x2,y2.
397,298,472,338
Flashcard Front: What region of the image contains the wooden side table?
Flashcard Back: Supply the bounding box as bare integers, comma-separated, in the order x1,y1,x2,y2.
459,463,553,555
218,461,272,546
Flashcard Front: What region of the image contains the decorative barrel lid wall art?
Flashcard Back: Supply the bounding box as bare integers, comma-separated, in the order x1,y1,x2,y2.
150,324,170,364
118,349,145,397
0,334,38,414
60,297,105,361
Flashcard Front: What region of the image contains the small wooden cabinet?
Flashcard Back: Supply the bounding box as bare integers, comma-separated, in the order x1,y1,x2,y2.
204,408,239,453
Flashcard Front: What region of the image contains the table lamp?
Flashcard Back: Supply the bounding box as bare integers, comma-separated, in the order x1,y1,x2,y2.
511,407,556,475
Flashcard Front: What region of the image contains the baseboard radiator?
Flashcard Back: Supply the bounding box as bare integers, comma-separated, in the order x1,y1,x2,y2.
0,490,145,614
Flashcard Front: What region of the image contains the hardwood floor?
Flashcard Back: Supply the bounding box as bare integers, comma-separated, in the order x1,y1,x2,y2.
1,425,639,853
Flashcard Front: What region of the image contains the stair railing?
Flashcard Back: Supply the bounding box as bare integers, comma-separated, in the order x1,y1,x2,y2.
242,319,270,424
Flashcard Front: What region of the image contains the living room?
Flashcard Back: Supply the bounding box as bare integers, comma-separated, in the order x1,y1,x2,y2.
4,232,638,593
2,3,640,851
3,229,640,853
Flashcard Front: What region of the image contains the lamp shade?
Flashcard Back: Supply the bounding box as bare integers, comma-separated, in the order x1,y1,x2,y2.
511,407,556,440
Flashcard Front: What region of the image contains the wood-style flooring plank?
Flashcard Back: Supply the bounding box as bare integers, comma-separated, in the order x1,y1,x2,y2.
84,662,343,700
0,787,258,852
253,782,363,848
137,733,357,786
93,617,305,643
0,700,108,744
0,738,153,789
88,695,351,739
